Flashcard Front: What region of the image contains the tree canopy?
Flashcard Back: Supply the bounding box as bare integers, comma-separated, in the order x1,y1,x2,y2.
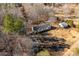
3,14,24,33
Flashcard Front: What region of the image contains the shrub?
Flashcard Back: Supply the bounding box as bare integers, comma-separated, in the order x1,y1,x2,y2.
3,14,14,33
73,48,79,55
14,18,23,32
3,14,23,33
36,49,50,56
76,22,79,29
65,20,74,27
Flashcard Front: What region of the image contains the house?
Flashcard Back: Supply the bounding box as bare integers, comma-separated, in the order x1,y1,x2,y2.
59,22,68,28
32,24,52,33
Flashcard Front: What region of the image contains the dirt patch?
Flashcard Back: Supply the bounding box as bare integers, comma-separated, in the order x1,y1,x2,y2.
48,28,76,44
47,28,79,55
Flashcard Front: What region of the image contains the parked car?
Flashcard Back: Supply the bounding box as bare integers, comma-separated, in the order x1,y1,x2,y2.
59,22,69,28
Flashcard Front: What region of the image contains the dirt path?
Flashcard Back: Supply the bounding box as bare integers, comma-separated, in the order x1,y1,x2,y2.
63,30,79,56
